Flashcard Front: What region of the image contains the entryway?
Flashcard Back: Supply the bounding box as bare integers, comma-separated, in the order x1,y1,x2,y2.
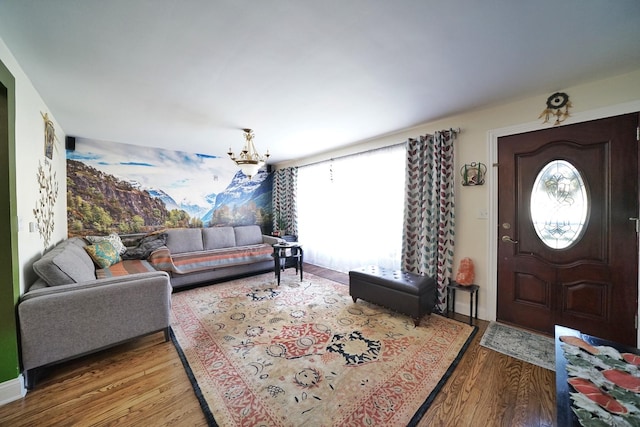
0,59,21,388
496,113,639,346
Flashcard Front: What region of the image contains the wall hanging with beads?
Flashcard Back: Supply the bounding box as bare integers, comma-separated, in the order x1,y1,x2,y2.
460,162,486,186
539,92,572,125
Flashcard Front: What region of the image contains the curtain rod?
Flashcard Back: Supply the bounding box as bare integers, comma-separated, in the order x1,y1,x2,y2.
299,141,405,169
298,127,461,169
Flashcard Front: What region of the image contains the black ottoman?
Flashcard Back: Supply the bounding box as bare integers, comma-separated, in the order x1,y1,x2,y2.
349,266,437,326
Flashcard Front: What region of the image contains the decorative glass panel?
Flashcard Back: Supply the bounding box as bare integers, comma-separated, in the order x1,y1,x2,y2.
530,160,588,249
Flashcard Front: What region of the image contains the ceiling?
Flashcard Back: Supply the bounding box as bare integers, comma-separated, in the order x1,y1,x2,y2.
0,1,639,164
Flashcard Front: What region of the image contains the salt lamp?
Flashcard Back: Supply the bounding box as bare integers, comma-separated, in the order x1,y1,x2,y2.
455,257,475,286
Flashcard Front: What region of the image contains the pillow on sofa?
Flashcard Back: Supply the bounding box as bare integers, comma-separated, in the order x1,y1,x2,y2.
234,225,263,246
166,228,204,254
85,233,127,255
121,231,168,260
32,238,97,286
84,240,122,268
203,227,236,250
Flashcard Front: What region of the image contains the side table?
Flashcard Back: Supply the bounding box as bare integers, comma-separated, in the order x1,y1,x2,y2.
446,281,479,325
280,235,298,268
272,242,303,286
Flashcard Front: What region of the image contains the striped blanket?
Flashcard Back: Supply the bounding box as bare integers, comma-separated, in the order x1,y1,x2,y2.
96,244,274,278
96,259,157,279
147,244,274,275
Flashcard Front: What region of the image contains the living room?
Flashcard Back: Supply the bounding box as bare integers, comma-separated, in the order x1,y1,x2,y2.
1,1,640,425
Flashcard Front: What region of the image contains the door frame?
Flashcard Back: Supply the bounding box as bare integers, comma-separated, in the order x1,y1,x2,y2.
0,59,22,402
486,99,640,345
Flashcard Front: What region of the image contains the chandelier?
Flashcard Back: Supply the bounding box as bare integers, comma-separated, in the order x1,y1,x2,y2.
227,128,270,179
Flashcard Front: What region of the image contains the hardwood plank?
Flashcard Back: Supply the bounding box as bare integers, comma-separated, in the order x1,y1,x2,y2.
0,334,208,427
0,265,555,426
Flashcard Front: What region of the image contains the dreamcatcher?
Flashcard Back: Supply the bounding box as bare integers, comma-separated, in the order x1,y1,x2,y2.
539,92,572,125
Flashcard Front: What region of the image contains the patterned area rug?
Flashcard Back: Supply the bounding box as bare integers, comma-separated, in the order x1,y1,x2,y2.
170,271,477,426
480,322,555,371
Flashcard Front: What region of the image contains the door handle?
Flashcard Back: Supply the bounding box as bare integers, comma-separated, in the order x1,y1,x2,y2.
630,217,640,233
501,235,518,244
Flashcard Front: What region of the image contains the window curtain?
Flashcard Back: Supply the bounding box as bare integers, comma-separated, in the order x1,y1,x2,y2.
401,130,457,312
297,144,406,272
272,167,298,237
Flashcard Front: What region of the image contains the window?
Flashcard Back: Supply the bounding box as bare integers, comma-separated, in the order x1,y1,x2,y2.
530,160,588,249
297,144,406,272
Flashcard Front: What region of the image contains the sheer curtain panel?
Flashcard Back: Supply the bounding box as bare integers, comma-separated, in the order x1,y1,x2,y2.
297,144,406,273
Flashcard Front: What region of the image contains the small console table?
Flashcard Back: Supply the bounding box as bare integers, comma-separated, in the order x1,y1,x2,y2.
272,242,303,286
445,281,479,325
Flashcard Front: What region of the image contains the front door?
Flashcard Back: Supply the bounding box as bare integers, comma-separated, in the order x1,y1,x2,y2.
497,113,639,346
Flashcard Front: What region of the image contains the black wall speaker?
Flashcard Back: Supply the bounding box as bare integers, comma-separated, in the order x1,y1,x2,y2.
65,136,76,151
266,164,273,173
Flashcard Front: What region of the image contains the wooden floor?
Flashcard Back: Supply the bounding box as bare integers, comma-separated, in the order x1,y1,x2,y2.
0,265,556,426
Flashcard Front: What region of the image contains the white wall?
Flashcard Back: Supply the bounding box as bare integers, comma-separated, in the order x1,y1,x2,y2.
0,37,67,294
278,68,640,325
0,35,67,401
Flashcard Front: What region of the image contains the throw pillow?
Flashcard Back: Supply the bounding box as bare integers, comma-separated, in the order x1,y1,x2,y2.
85,233,127,255
121,231,168,260
84,240,122,268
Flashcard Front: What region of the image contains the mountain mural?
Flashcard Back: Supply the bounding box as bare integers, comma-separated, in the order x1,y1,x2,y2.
67,159,171,236
66,139,274,237
146,188,180,211
202,170,273,230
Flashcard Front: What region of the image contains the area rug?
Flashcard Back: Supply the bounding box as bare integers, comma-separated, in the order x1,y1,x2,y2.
170,271,477,426
480,321,555,371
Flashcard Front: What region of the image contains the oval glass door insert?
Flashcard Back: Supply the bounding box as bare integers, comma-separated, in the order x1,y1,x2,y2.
530,160,588,249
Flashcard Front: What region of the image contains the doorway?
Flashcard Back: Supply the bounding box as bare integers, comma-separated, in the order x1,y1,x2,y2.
0,59,20,384
496,113,639,346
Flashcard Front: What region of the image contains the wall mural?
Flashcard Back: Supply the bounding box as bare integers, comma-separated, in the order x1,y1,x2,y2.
66,139,273,238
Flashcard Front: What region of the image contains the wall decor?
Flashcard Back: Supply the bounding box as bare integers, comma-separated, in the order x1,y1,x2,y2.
67,139,273,237
538,92,572,125
33,159,59,247
41,111,57,159
460,162,486,186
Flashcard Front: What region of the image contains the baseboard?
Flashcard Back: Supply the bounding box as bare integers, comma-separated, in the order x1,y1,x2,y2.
0,375,26,406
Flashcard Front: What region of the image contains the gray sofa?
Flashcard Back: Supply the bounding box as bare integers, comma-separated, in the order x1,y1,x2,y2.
19,237,172,389
160,225,282,288
18,225,280,388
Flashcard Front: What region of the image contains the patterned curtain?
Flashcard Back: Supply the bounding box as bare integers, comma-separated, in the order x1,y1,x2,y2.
401,130,457,312
272,167,298,237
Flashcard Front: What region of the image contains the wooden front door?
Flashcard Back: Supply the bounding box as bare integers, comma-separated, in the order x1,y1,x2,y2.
497,113,639,346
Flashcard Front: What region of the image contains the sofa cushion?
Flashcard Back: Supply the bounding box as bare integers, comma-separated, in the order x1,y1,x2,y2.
165,228,204,254
202,227,236,250
32,238,96,286
84,240,122,268
85,233,127,255
234,225,263,246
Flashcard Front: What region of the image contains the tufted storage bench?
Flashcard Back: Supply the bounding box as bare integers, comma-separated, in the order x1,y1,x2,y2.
349,265,437,326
